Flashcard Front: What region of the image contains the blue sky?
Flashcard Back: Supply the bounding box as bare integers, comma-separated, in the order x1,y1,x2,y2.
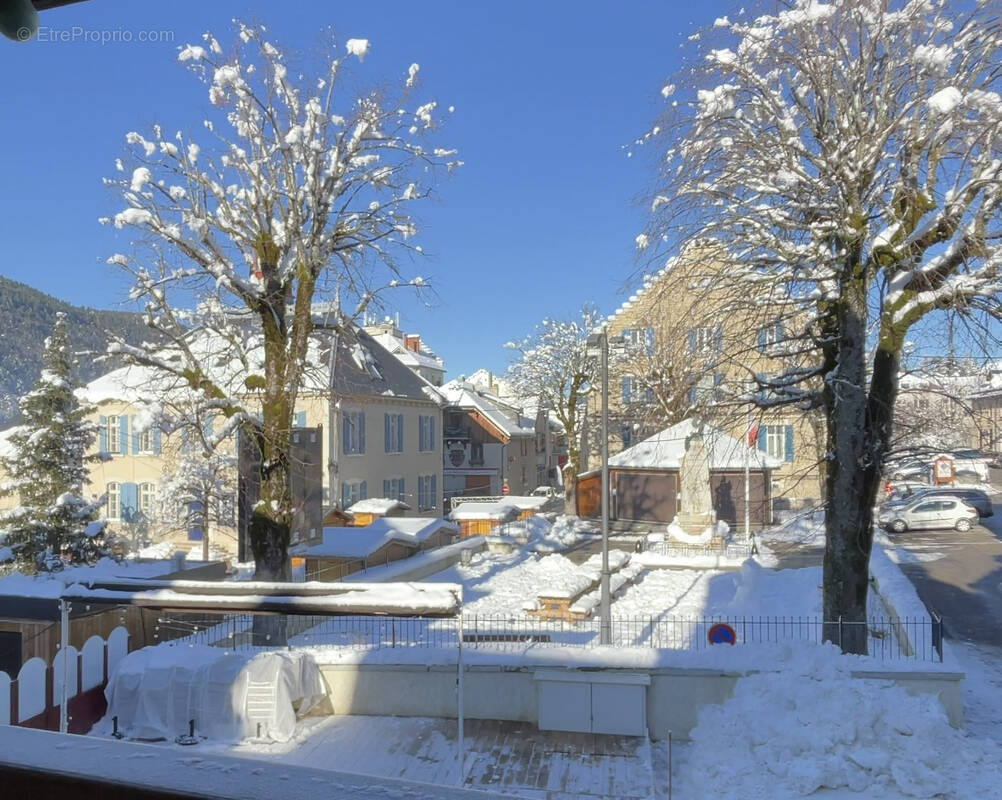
0,0,731,378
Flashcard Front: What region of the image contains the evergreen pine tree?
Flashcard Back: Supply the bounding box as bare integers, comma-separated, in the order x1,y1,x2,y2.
0,313,105,569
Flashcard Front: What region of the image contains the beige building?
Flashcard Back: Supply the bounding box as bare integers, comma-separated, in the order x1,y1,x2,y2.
1,324,446,559
592,249,825,509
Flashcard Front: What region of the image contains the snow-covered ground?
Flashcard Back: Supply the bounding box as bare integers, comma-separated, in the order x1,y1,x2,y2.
670,639,1002,800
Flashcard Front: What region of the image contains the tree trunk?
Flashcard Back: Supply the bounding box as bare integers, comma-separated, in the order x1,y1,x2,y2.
563,465,578,516
821,276,901,654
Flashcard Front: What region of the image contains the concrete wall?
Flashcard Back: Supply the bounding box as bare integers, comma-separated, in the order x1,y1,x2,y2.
317,662,963,740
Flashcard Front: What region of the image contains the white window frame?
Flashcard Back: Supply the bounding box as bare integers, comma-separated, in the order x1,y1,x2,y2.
690,326,719,353
137,428,154,454
106,482,120,520
765,425,786,461
107,416,120,454
343,480,364,507
138,482,155,519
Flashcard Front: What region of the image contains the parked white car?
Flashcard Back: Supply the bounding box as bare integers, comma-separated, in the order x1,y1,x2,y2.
878,496,979,532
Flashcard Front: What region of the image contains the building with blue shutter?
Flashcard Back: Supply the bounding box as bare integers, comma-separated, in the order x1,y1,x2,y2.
592,246,825,511
3,321,447,559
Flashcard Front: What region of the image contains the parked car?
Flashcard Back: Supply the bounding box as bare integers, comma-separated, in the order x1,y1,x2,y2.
878,496,979,532
885,458,930,481
880,487,994,518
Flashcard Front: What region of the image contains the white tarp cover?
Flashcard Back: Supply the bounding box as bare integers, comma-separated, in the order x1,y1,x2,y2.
104,645,326,743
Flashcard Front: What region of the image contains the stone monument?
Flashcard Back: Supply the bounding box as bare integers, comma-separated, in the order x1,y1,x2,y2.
677,423,716,534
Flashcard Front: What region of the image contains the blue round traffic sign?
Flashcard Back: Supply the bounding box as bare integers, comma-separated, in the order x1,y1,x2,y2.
708,623,737,646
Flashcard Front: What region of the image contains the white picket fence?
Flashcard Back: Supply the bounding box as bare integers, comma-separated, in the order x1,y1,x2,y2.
0,626,128,725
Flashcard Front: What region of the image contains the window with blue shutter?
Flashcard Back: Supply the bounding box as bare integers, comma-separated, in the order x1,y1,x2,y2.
687,328,697,353
383,479,390,497
295,411,306,428
341,483,350,508
714,326,723,352
119,416,129,455
785,425,795,463
98,415,107,454
418,418,426,452
384,413,391,453
121,482,138,523
360,480,367,500
131,416,139,454
397,414,404,452
152,427,162,455
621,377,632,404
398,477,405,503
343,415,352,455
621,425,632,448
757,427,767,452
644,327,655,356
431,474,436,509
202,414,213,440
358,412,365,453
418,475,425,509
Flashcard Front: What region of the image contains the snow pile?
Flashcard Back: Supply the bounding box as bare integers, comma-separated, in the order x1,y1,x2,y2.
534,515,597,551
679,644,1001,799
759,509,826,546
102,645,326,743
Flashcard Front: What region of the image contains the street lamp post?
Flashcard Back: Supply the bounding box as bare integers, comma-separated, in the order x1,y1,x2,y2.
587,327,612,646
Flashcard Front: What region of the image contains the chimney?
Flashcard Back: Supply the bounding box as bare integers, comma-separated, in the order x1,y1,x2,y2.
404,334,421,353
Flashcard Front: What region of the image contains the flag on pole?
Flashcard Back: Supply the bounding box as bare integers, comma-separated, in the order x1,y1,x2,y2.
747,424,759,448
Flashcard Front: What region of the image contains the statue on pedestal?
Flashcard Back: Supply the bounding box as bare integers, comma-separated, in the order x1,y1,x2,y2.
676,421,716,534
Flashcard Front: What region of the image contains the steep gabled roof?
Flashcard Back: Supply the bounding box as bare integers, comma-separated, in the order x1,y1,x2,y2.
440,379,535,440
329,326,443,405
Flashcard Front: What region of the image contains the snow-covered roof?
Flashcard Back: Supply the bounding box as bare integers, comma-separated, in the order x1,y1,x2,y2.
440,380,536,440
306,517,458,559
496,495,548,512
448,502,520,521
370,331,445,374
607,419,782,471
345,498,411,515
604,256,680,327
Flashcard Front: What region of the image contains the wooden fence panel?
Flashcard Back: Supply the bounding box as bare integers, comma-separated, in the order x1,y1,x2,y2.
52,646,79,703
16,658,46,722
80,636,105,691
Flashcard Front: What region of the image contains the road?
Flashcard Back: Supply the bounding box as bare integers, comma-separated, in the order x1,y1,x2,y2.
761,473,1002,648
891,477,1002,648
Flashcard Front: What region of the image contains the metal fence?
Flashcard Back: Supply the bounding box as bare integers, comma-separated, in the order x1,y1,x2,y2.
644,540,754,560
157,611,944,662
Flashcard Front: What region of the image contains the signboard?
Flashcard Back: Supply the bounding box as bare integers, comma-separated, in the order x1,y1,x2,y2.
933,456,955,485
707,623,737,646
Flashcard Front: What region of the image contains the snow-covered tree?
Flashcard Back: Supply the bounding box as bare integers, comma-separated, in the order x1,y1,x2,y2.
505,306,601,513
158,438,237,562
641,0,1002,651
0,313,105,569
104,24,458,580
